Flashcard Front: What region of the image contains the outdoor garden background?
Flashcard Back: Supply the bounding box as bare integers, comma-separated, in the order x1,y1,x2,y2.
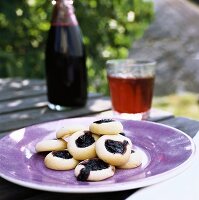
0,0,198,119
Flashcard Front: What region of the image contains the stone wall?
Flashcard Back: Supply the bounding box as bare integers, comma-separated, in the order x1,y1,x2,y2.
129,0,199,95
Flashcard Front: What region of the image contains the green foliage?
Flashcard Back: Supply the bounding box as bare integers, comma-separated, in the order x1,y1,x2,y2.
153,92,199,120
0,0,51,78
0,0,154,93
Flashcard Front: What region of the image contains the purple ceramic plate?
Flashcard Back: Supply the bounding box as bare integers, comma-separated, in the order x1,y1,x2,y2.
0,117,196,193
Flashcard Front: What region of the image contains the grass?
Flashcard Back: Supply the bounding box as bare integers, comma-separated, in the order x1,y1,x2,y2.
152,92,199,120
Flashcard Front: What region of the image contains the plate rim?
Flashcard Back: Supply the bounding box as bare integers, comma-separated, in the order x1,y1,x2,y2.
0,117,196,193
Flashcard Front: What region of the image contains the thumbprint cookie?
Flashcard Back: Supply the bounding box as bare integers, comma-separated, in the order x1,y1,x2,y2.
56,125,86,139
89,119,123,135
44,149,79,170
67,130,99,160
96,134,132,166
35,139,67,153
118,149,142,169
74,158,115,181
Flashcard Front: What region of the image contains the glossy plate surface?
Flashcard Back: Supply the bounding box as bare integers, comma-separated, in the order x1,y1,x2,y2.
0,117,196,193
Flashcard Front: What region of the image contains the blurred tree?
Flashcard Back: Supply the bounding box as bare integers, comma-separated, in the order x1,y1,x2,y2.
0,0,51,78
0,0,154,93
190,0,199,4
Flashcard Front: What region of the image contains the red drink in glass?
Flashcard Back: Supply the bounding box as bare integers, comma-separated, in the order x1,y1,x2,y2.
106,59,156,119
108,75,154,114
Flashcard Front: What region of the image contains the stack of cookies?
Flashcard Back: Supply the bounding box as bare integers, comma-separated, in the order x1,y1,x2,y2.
35,119,142,182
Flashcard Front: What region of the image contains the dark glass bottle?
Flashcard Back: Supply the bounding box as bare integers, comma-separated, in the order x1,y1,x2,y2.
45,0,87,110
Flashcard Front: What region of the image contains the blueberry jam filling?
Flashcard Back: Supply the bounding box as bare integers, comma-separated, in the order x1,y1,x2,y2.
131,149,135,154
77,158,109,181
93,119,114,124
105,140,129,154
75,131,95,148
52,150,72,159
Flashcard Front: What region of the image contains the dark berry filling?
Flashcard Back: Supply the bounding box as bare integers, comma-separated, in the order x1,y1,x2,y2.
131,149,135,154
93,119,114,124
105,139,128,154
52,150,72,159
119,132,125,136
75,131,95,148
77,158,109,181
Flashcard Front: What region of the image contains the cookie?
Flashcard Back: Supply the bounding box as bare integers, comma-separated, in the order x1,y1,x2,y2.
56,125,86,139
95,134,132,166
89,119,123,135
117,149,142,169
67,130,99,160
74,158,115,181
35,139,67,153
44,149,79,170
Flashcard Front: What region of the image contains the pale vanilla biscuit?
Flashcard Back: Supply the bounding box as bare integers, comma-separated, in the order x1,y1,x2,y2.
96,134,132,166
56,125,86,139
89,119,123,135
67,130,99,160
35,139,67,153
74,158,115,181
44,150,79,170
117,149,142,169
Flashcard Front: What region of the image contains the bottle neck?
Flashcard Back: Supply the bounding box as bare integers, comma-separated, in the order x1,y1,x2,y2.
51,0,78,26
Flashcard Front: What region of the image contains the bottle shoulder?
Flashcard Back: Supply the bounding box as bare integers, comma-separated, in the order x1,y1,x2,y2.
46,26,85,56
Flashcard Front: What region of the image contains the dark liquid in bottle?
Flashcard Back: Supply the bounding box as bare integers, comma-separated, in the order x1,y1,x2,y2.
45,25,87,107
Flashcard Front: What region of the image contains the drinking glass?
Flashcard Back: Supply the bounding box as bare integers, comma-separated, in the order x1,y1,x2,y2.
106,59,156,120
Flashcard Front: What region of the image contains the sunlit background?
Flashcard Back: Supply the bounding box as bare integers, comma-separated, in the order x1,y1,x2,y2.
0,0,198,119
